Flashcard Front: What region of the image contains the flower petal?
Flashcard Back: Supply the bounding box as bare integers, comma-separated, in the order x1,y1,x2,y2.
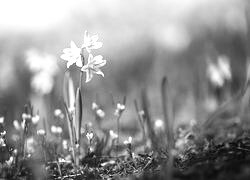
95,69,104,77
85,69,93,83
76,59,83,67
91,42,103,49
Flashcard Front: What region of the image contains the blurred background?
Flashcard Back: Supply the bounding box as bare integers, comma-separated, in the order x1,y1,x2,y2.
0,0,250,137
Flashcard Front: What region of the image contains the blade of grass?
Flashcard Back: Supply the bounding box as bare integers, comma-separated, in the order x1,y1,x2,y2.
141,89,158,151
161,76,174,179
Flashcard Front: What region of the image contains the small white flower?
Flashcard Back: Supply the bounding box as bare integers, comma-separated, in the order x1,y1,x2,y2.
54,109,62,117
0,117,4,124
0,137,6,147
86,132,94,141
26,137,35,154
109,130,118,139
218,55,231,80
51,125,63,134
82,31,103,53
124,136,133,145
6,156,14,166
37,129,46,136
13,120,21,130
1,131,6,136
92,102,98,110
114,103,126,116
32,115,40,124
62,140,68,150
96,109,105,118
22,113,31,120
81,54,106,82
61,41,83,68
117,103,125,111
154,119,164,130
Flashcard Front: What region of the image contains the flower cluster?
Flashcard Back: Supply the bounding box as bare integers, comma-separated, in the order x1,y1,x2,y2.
207,55,231,87
61,31,106,83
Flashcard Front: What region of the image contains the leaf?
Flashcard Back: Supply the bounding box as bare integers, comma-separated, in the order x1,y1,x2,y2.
75,88,83,144
63,72,75,110
161,76,174,149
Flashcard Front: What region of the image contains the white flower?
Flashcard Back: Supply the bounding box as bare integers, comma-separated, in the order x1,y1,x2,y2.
82,31,103,53
218,55,231,80
92,102,98,110
86,132,94,141
32,115,40,124
0,117,4,124
26,49,58,75
61,41,83,68
154,119,164,130
37,129,46,136
109,130,118,139
207,56,231,87
117,103,125,111
96,109,105,118
114,103,125,116
81,54,106,82
13,120,21,130
54,109,62,117
6,156,14,166
124,136,133,145
51,125,63,134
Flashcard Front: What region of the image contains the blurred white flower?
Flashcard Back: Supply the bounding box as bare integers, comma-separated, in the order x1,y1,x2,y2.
96,109,105,118
61,41,83,68
26,49,58,95
51,125,63,134
31,72,54,94
86,132,94,141
81,54,106,82
54,109,62,116
31,115,40,124
62,140,68,150
13,120,21,130
207,63,224,87
37,129,46,136
22,113,31,120
124,136,133,145
82,31,103,53
114,103,125,116
5,156,14,166
54,109,64,119
92,102,98,110
154,119,164,130
26,137,35,154
109,130,118,139
217,55,231,80
0,117,4,124
26,49,58,75
207,56,231,87
0,137,6,147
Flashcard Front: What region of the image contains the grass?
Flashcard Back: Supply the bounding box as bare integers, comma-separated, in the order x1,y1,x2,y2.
1,31,250,180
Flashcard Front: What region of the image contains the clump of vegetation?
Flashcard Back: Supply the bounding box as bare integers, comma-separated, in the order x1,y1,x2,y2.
1,30,250,180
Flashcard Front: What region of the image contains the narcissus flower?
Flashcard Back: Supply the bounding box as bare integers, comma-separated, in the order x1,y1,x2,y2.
61,41,83,68
124,136,133,145
82,31,103,53
81,54,106,82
